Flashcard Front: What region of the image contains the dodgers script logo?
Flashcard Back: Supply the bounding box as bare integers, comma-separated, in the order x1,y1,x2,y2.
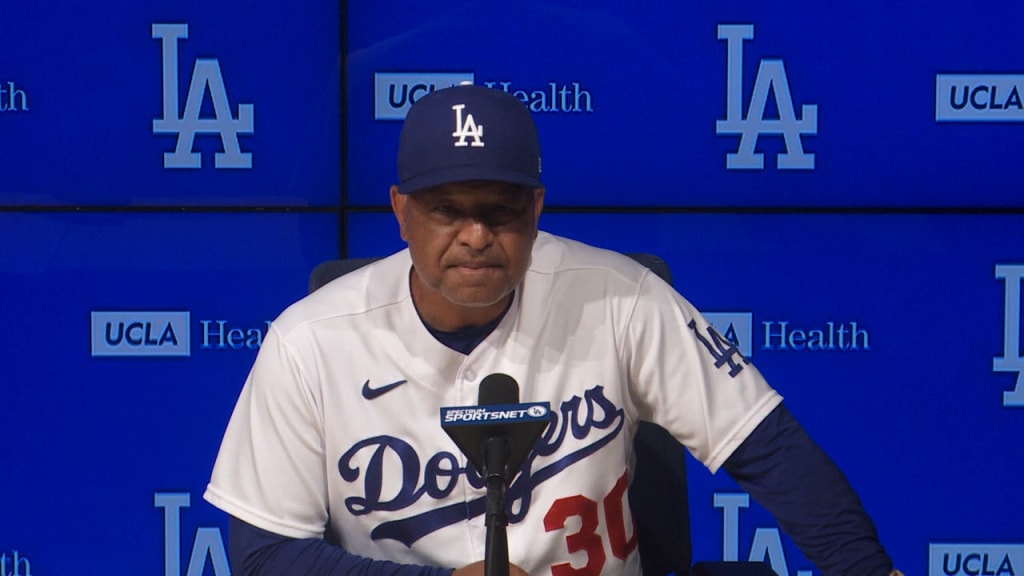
338,385,624,547
994,264,1024,407
452,104,484,147
152,23,254,169
716,24,817,170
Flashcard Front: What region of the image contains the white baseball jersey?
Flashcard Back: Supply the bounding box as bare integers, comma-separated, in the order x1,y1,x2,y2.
204,231,782,576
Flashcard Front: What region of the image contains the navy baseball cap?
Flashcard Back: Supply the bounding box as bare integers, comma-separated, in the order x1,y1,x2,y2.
396,83,542,194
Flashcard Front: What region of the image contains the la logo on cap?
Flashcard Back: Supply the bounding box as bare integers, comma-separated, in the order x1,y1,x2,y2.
452,104,484,148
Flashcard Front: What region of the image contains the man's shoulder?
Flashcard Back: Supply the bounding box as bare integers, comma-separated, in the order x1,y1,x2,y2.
272,250,411,338
531,231,653,286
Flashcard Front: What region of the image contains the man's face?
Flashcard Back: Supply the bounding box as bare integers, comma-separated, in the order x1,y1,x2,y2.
391,180,544,329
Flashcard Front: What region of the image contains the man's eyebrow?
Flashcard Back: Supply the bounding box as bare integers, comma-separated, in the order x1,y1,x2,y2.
495,186,534,200
416,188,453,201
417,183,531,202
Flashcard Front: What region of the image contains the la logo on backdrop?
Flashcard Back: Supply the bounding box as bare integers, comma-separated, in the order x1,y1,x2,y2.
152,23,254,169
716,24,818,170
156,493,230,576
995,264,1024,407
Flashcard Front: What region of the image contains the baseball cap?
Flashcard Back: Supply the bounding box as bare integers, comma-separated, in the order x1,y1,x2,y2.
396,83,542,194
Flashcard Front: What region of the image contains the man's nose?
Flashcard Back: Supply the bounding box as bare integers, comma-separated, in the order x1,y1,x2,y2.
456,218,495,250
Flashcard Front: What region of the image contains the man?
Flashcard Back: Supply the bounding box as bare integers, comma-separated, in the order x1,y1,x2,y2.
205,84,900,576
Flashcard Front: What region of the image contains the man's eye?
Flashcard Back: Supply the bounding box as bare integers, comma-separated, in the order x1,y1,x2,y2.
432,205,458,215
488,205,525,224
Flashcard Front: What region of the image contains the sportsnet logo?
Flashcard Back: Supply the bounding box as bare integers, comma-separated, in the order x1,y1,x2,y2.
441,403,550,424
375,72,474,120
91,311,191,357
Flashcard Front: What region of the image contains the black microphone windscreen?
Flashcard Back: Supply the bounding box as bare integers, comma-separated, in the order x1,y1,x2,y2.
479,373,519,405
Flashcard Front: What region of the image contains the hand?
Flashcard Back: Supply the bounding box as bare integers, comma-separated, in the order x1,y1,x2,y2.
453,560,529,576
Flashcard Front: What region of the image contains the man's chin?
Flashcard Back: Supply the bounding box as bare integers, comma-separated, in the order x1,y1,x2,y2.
442,287,512,309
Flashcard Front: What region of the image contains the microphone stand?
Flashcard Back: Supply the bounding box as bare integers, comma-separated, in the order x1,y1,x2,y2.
483,436,510,576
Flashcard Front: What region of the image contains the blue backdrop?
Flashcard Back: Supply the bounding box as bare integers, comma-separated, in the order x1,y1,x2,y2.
345,1,1024,209
2,1,1021,576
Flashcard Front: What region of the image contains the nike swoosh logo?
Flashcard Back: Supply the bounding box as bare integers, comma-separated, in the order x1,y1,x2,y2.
361,379,408,400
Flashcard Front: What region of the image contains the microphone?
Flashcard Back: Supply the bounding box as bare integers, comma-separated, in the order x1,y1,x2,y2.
440,373,551,484
440,373,551,576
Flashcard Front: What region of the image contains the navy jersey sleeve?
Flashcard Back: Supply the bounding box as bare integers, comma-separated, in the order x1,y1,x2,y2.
228,515,454,576
722,404,893,576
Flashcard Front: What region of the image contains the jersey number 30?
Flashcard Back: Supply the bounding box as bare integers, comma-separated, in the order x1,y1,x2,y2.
542,471,637,576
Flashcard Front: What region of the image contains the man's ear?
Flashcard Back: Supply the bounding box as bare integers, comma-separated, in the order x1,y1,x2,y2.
390,185,408,241
533,187,545,237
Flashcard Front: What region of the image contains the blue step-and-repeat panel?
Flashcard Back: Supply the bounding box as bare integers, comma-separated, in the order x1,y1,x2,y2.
2,1,1021,576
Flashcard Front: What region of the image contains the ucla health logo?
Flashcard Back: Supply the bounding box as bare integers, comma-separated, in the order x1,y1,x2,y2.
716,24,818,170
704,312,755,357
90,311,274,357
91,311,191,357
152,23,254,169
0,81,29,112
994,264,1024,407
704,311,871,354
930,543,1023,576
374,73,594,120
0,550,32,576
375,72,475,120
936,75,1024,121
481,80,593,113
